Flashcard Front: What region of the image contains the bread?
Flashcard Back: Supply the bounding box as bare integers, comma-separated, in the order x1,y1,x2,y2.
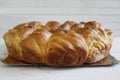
2,21,113,66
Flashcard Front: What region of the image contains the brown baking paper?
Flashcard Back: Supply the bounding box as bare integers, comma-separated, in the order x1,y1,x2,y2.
82,54,119,67
1,54,119,67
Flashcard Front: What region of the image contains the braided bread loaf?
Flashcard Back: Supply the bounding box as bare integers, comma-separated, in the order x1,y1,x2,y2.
2,21,113,66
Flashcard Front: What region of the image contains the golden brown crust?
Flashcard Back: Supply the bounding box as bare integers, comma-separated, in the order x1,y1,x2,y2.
70,21,113,63
2,56,26,64
46,31,88,66
3,21,113,66
61,21,76,31
45,21,61,32
20,28,52,64
3,21,43,61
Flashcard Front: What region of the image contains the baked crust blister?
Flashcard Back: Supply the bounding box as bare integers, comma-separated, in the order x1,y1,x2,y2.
2,21,113,66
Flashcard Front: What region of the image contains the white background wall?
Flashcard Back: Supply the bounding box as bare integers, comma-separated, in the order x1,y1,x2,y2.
0,0,120,37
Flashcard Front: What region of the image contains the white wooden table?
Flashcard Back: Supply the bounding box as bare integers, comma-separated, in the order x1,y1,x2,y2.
0,0,120,80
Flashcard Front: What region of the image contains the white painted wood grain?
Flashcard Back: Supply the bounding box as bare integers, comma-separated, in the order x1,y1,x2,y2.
0,0,120,35
0,0,120,8
0,15,120,37
0,0,119,14
0,0,120,37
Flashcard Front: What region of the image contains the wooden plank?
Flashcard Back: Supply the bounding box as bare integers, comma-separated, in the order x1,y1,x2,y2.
0,0,120,8
0,7,120,15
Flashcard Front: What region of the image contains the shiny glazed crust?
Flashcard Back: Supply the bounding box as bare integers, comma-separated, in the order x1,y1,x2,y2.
2,21,112,66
